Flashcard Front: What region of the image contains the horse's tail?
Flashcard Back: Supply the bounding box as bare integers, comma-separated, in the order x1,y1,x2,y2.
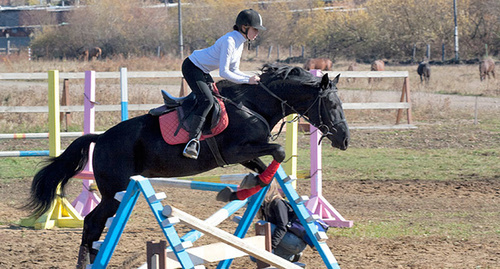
23,134,100,217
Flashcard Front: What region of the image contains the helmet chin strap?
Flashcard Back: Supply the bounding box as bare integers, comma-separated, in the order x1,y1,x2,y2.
241,26,250,41
240,26,254,50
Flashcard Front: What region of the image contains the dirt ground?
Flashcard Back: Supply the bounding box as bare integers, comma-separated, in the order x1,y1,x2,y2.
0,171,499,268
1,119,499,269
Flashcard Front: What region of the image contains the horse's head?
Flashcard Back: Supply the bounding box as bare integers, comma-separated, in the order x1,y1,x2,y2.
259,64,349,150
309,73,349,150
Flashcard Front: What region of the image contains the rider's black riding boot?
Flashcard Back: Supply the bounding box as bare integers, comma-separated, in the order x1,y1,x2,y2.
183,115,205,159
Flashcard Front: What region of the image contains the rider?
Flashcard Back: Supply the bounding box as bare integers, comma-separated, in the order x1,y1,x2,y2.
181,9,266,159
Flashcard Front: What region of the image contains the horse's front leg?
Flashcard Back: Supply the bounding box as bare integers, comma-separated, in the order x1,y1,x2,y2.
240,158,267,173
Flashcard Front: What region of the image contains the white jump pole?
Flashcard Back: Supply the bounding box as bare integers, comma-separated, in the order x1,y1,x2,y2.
305,69,353,228
72,70,101,216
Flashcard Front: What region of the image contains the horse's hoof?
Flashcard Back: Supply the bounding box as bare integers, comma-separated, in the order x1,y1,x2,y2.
76,245,90,269
239,173,259,189
216,186,233,202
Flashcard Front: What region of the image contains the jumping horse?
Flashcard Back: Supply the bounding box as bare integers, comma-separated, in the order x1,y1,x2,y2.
24,64,350,268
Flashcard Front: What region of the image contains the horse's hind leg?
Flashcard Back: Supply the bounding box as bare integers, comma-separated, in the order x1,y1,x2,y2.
76,196,120,268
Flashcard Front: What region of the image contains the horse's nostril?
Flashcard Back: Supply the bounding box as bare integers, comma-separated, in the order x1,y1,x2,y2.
343,138,349,148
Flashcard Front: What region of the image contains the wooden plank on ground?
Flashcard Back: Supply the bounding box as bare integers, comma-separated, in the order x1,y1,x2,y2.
165,236,265,268
163,205,302,269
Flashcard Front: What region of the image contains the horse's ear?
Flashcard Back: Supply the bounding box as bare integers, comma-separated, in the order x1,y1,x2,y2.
321,73,329,88
332,74,340,84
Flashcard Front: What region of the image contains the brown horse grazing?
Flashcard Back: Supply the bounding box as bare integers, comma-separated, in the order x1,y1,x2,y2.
417,61,431,83
479,58,495,81
79,47,102,61
346,62,358,83
368,60,385,83
304,58,333,71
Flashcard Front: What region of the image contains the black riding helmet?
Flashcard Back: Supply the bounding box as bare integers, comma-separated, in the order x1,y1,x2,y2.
235,9,266,38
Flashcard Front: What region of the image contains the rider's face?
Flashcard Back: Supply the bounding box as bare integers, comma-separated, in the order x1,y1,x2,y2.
244,26,259,41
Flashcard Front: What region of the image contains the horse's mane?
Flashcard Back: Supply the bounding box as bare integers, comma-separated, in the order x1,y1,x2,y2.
260,63,319,86
217,63,320,99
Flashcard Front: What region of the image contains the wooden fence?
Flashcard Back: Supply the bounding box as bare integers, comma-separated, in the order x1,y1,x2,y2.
0,70,414,130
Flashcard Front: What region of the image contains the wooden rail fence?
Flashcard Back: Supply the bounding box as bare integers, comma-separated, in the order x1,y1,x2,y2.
0,70,414,130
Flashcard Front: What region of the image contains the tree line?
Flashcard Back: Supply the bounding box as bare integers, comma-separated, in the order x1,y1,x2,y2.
28,0,499,62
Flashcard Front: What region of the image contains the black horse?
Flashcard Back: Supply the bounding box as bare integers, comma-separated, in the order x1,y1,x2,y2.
24,64,349,268
417,61,431,83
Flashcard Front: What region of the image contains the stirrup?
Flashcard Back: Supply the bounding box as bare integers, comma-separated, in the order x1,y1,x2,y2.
183,138,200,159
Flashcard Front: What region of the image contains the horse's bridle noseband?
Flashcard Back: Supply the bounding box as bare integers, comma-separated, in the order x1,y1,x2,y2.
257,81,346,143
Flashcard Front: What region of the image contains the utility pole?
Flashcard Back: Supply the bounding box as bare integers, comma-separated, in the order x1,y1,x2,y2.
453,0,459,61
178,0,184,59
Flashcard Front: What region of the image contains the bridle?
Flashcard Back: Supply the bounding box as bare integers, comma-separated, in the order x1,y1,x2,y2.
257,81,346,144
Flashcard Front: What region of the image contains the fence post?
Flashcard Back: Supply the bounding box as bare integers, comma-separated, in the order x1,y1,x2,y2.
412,44,416,63
60,79,71,131
396,76,412,125
426,44,431,60
442,43,445,61
6,33,10,55
267,46,273,60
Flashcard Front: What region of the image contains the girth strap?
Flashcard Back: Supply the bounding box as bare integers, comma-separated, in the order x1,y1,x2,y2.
205,137,228,167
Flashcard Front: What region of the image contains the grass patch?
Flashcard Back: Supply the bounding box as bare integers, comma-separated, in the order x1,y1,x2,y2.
2,146,498,183
0,157,46,181
329,220,428,239
329,211,497,240
317,148,500,181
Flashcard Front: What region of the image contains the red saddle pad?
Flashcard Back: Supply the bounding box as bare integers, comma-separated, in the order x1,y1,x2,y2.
159,97,229,145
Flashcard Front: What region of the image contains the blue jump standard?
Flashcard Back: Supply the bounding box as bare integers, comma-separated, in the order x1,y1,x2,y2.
89,166,342,269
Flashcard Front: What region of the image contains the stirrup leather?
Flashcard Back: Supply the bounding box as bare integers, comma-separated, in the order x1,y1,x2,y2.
183,138,200,159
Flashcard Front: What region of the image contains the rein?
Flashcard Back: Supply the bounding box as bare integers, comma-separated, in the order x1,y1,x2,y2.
212,91,272,136
257,81,346,144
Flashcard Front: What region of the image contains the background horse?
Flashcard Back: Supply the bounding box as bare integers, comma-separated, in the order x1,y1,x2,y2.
417,61,431,83
304,58,333,71
368,59,385,83
24,64,349,268
79,47,102,61
479,58,495,81
346,62,358,83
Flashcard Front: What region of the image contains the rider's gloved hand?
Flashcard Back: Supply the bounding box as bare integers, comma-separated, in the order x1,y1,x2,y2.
248,75,260,85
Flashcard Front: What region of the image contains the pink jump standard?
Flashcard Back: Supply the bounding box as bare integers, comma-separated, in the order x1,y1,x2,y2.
305,69,353,228
71,71,101,216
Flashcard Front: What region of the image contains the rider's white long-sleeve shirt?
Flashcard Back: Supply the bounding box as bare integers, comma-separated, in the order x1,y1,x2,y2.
189,30,251,84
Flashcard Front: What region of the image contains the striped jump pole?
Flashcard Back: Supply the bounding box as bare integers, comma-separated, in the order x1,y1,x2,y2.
305,69,353,228
0,132,85,139
0,150,49,157
72,70,101,217
148,177,238,193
